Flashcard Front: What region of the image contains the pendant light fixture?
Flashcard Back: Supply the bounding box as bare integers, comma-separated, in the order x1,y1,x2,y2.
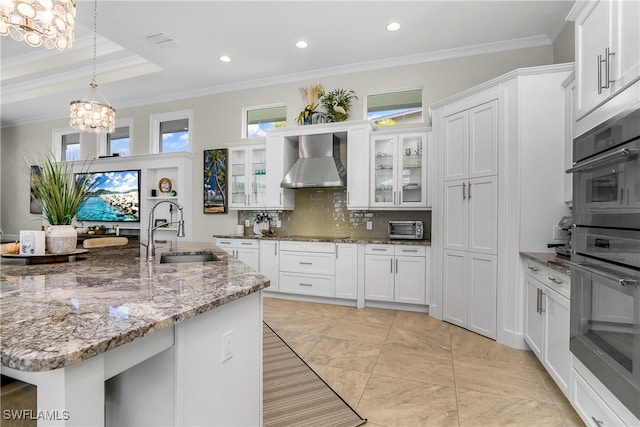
69,0,115,134
0,0,76,49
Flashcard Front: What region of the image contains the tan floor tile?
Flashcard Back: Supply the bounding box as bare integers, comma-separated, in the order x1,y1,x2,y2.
372,344,455,387
304,336,383,373
340,306,398,326
326,317,392,344
272,329,322,358
385,325,453,358
454,354,553,403
357,374,458,427
269,310,339,337
450,325,542,374
457,388,569,427
308,363,370,409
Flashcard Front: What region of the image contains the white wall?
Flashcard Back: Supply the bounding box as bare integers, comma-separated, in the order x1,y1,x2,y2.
0,45,555,239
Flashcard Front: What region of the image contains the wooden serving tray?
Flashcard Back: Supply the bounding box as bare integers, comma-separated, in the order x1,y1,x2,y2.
1,248,89,264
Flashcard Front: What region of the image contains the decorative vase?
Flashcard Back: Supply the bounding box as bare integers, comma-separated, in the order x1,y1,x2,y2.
46,225,77,254
253,220,269,236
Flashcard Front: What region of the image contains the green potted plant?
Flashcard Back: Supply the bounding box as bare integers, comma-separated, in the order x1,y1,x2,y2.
28,151,95,254
318,88,358,122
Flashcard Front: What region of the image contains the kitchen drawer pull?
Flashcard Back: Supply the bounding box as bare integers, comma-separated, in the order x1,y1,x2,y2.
219,241,231,245
241,242,253,245
299,261,313,265
591,417,604,427
371,248,387,251
528,266,540,272
299,283,313,287
401,249,419,253
548,277,564,285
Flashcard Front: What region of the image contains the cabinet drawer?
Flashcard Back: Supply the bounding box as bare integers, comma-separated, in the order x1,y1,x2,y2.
279,272,334,297
571,369,625,427
394,245,426,257
365,244,394,255
216,238,258,249
545,271,570,299
525,261,545,282
279,241,335,253
279,251,335,275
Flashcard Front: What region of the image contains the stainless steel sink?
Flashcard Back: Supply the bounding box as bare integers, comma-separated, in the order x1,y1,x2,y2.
159,251,220,263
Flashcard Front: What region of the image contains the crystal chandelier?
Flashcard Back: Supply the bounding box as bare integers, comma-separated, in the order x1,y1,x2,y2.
69,0,114,134
0,0,76,50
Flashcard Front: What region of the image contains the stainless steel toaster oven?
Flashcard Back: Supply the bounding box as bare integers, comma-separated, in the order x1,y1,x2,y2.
388,220,423,240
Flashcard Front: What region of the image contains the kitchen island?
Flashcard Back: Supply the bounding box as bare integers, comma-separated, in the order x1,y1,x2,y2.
0,241,269,426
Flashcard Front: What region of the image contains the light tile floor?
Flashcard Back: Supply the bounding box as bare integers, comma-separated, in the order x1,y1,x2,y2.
263,297,584,427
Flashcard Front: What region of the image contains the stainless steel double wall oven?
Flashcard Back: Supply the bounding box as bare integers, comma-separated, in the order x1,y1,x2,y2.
567,107,640,419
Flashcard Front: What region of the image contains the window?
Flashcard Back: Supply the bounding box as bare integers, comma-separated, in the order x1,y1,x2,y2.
367,89,423,127
107,125,131,157
244,104,287,138
150,110,192,153
52,128,81,161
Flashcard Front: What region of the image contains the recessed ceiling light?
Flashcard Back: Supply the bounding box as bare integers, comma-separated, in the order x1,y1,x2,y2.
386,22,401,32
219,55,231,63
296,40,308,49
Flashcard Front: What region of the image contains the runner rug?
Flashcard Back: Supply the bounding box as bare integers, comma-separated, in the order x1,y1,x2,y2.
263,322,367,427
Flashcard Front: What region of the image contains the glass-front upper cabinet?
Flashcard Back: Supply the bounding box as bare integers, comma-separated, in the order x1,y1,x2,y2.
228,144,267,209
370,131,428,209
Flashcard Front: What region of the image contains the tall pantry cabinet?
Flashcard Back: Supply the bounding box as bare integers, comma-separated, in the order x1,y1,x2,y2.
430,64,573,347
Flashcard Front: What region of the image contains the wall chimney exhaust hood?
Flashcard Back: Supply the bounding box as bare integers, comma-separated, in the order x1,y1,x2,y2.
281,133,346,188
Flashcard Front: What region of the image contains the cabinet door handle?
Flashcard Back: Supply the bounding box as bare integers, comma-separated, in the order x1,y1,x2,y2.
463,182,466,200
395,258,398,274
536,288,541,314
274,243,277,256
468,181,472,199
390,258,393,273
539,290,545,314
598,53,604,94
604,47,615,89
393,191,396,205
279,192,282,205
591,417,604,427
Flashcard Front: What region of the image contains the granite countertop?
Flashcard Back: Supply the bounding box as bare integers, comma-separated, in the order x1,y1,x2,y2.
214,234,432,246
520,252,571,276
0,241,269,372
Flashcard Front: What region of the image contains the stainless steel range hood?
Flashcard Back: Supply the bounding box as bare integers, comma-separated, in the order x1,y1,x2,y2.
281,133,346,188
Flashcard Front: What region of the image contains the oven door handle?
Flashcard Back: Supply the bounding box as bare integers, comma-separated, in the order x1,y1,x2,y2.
566,148,639,173
565,260,637,286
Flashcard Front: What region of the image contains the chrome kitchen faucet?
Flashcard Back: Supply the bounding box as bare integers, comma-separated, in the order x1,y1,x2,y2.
142,200,185,261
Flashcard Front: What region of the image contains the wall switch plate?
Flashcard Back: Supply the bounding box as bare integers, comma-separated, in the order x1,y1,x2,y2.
244,220,250,227
366,221,373,230
222,330,233,362
276,220,281,228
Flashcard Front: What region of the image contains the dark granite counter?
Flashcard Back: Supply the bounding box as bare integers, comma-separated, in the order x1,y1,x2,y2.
521,252,571,276
214,234,431,246
0,241,269,372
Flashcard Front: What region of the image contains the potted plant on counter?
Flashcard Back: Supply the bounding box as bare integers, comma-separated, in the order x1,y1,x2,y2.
28,151,95,254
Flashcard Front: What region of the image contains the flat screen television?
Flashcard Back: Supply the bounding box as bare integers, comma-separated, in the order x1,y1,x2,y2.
76,169,140,222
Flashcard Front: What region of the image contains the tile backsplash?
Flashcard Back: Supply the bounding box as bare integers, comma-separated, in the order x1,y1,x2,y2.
238,188,431,239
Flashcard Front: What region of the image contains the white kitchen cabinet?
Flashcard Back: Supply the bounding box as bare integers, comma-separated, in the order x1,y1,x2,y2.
370,130,429,209
215,238,259,271
278,241,336,298
364,244,427,305
228,145,267,210
442,249,497,339
570,0,640,136
265,133,296,210
563,73,575,205
523,259,571,397
335,243,358,299
443,101,498,182
259,240,279,292
346,125,371,209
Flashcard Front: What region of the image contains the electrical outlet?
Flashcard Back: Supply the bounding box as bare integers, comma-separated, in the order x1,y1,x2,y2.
244,219,250,227
222,330,233,362
276,220,281,228
366,221,373,230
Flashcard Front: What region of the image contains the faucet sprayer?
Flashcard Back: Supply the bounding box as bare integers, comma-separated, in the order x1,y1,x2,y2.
143,200,185,261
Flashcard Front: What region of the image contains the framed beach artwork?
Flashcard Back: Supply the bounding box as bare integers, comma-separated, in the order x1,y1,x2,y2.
30,165,43,214
203,149,228,214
